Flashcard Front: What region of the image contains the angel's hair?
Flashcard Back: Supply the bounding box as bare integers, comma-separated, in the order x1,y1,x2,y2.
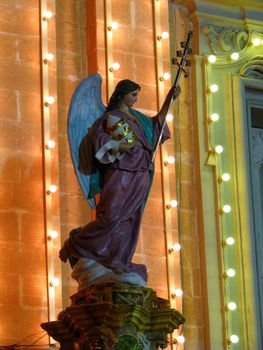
106,79,141,112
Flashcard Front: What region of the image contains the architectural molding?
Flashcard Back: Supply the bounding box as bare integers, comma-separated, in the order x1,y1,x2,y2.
240,56,263,79
201,26,248,53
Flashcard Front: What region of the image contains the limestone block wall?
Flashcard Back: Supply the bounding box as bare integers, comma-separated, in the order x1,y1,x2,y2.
169,3,205,349
0,0,48,345
55,0,88,307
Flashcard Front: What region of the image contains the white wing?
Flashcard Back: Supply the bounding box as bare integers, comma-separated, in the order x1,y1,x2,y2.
68,73,106,208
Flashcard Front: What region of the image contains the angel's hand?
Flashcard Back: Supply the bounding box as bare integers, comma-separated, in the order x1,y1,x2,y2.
172,85,181,100
119,140,142,153
118,142,135,153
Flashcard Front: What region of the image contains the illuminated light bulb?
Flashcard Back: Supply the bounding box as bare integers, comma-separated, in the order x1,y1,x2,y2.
108,21,119,31
210,113,220,122
209,84,219,93
48,185,57,194
163,72,171,80
226,236,235,245
252,38,261,46
48,230,58,240
172,243,181,251
109,62,120,72
229,335,239,344
215,145,224,154
208,54,217,63
171,288,183,297
166,113,173,121
49,277,60,287
176,335,185,344
44,53,54,63
43,11,53,20
231,52,239,60
222,173,231,181
222,204,231,213
46,140,56,149
45,96,56,106
226,268,236,277
167,199,178,209
157,31,169,40
168,243,181,253
161,31,169,39
164,156,175,165
227,302,237,310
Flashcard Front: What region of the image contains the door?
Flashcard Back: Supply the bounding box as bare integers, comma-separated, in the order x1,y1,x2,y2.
247,94,263,345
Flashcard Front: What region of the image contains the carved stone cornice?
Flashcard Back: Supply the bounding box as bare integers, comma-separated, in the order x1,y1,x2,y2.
201,26,249,54
240,56,263,79
41,284,185,349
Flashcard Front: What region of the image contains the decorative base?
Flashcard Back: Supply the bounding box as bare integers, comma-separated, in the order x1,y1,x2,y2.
41,283,185,349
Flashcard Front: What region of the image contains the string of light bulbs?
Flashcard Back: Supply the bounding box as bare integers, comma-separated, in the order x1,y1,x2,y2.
203,39,263,345
40,0,60,333
153,1,183,348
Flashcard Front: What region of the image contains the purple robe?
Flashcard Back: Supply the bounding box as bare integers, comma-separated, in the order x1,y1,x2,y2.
67,109,170,282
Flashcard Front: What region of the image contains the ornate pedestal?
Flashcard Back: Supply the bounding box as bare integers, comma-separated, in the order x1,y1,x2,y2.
41,283,185,349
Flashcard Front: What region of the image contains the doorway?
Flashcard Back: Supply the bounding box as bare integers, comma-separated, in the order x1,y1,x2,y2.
246,90,263,346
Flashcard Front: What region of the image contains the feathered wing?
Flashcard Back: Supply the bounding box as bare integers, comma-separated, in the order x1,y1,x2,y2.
68,73,106,208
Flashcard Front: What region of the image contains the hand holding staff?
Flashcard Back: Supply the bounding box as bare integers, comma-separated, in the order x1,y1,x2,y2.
151,31,193,163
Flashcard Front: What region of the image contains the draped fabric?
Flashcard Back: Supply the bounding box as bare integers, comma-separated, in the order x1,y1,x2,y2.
67,109,170,282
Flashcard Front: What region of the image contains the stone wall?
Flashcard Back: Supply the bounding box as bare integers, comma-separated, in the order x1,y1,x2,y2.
0,0,48,345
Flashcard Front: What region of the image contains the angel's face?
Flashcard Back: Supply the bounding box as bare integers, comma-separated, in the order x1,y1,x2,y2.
123,89,139,108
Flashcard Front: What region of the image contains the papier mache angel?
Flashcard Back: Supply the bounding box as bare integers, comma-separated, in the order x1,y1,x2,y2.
59,73,180,289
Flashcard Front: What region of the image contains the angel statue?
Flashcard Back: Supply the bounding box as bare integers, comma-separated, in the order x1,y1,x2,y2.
59,73,180,289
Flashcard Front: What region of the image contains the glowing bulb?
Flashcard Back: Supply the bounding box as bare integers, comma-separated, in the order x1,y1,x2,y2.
167,199,177,209
172,243,181,251
49,277,60,287
226,268,236,277
228,302,237,310
210,113,219,122
215,145,223,154
172,288,183,297
166,113,173,121
110,62,120,71
176,335,185,344
46,140,56,149
252,38,261,46
44,53,54,63
108,21,119,30
163,72,171,80
45,96,55,106
161,31,169,39
210,84,219,93
165,156,175,165
226,236,235,245
208,54,217,63
222,173,230,181
231,52,239,60
43,11,53,20
48,185,57,193
229,335,239,344
48,230,58,240
222,205,231,213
